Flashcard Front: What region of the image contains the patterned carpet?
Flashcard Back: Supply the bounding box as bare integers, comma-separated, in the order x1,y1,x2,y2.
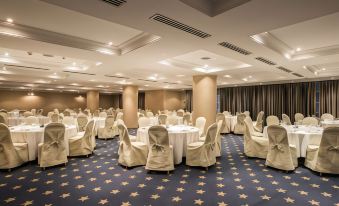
0,132,338,206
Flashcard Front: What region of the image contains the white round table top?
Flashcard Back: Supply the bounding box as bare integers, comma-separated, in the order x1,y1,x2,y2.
139,125,199,134
10,124,77,133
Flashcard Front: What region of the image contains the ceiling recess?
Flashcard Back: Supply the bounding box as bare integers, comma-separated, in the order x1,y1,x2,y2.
105,74,130,79
149,14,211,39
218,41,252,55
276,66,292,73
255,57,276,65
101,0,127,7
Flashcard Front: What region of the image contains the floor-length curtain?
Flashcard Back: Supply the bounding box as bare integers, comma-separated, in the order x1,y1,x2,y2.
319,80,339,117
185,90,193,112
138,92,145,110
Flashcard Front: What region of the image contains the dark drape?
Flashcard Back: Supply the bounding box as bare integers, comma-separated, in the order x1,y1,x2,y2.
138,92,145,110
185,90,193,112
319,80,339,117
219,82,317,122
118,94,123,109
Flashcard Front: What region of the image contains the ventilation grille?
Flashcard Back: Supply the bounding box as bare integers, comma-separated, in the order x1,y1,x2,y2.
255,57,276,65
137,79,157,82
218,42,252,55
63,71,95,76
163,81,178,85
101,0,126,7
276,66,292,73
5,64,50,71
292,73,304,78
105,75,130,79
149,14,211,39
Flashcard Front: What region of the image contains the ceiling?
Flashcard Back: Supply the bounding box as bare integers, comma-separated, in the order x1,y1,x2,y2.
1,0,339,93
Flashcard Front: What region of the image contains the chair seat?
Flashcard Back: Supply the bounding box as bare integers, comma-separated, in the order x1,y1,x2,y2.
68,135,83,142
253,132,264,137
13,142,29,162
188,141,204,149
13,142,28,147
198,136,205,142
131,141,147,147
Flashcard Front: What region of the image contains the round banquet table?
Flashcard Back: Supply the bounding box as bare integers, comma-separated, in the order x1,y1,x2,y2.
136,125,200,164
91,117,106,135
8,116,50,126
321,120,339,128
7,111,19,118
10,124,78,161
263,125,323,158
224,115,237,132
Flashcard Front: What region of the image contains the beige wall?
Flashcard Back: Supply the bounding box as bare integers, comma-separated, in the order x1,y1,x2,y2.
0,90,86,115
145,90,185,113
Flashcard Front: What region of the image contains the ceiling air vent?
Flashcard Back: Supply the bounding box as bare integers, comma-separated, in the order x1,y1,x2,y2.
292,73,304,78
101,0,126,7
104,75,130,79
149,14,211,39
163,81,178,85
137,79,157,82
63,71,95,76
255,57,276,65
5,64,50,71
276,66,292,73
218,42,252,55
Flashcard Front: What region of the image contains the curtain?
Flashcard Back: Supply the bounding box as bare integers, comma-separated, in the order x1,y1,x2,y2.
185,90,193,112
138,92,145,110
218,82,317,122
319,80,339,117
118,94,123,109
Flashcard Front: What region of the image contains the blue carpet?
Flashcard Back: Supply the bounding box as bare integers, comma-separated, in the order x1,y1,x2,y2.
0,132,338,206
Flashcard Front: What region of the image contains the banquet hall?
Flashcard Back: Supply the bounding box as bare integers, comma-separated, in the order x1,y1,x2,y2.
0,0,339,205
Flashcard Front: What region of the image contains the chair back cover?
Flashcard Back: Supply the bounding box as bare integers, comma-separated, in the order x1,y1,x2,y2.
0,123,25,169
146,126,174,171
266,115,279,126
294,113,304,123
99,112,107,118
244,111,250,117
116,112,123,120
158,114,167,125
146,111,154,117
216,113,226,132
37,109,43,116
321,113,334,121
0,113,7,125
117,123,132,146
31,109,36,116
51,113,59,123
23,111,33,117
203,122,218,145
138,117,151,127
83,120,95,151
53,108,59,114
183,114,191,125
195,117,206,135
167,115,178,125
243,117,268,158
177,111,184,117
24,116,39,125
223,111,230,116
302,117,318,126
282,114,292,125
39,123,67,167
255,111,264,130
93,110,99,117
266,125,295,170
63,110,71,116
77,115,88,132
244,117,257,135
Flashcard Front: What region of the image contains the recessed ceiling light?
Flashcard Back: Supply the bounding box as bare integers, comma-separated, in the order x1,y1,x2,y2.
224,75,231,78
259,83,263,85
115,73,123,76
176,81,182,84
296,47,301,52
248,75,252,78
159,60,171,66
314,71,318,75
284,53,291,59
72,62,76,66
176,74,185,77
95,62,102,66
144,85,149,87
6,18,13,23
322,68,326,71
70,83,79,86
108,42,113,46
89,79,96,82
242,78,248,81
96,49,114,55
4,52,9,56
303,66,307,69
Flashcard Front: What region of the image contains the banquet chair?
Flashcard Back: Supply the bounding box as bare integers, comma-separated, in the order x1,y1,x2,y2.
266,125,298,171
158,114,167,125
37,109,43,116
243,117,268,159
98,115,116,140
138,117,151,127
282,114,292,125
321,113,334,121
116,112,123,120
31,109,36,116
99,112,107,118
167,115,178,125
253,111,264,132
244,117,264,137
68,120,95,157
146,126,174,173
266,115,279,126
93,110,99,117
195,117,206,137
183,114,191,125
138,113,145,118
23,111,33,117
0,113,7,125
117,124,148,168
19,110,26,117
0,123,29,171
213,120,224,157
216,113,226,134
186,122,219,170
38,123,67,169
146,111,154,117
234,114,246,135
77,115,88,132
51,113,59,123
223,111,230,116
24,116,39,125
305,127,339,175
294,113,304,124
63,110,71,117
47,111,54,119
302,117,318,126
53,108,59,114
244,111,250,117
62,116,76,126
177,111,184,117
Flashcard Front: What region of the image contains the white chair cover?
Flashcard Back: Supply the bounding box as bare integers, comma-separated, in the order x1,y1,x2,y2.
321,113,334,121
63,110,71,116
98,115,116,139
195,117,206,137
223,111,230,116
77,115,88,132
183,114,191,125
216,113,226,133
38,123,67,168
69,120,95,156
145,126,174,171
244,117,264,137
99,112,107,118
305,127,339,174
266,125,298,171
244,111,250,117
158,114,167,125
302,117,318,126
253,111,264,132
177,111,184,117
117,124,148,167
24,116,39,125
266,115,279,126
294,113,304,124
234,114,246,134
138,117,151,127
0,123,28,169
167,115,178,125
243,117,268,159
116,112,123,120
282,114,292,125
146,112,154,117
0,112,8,125
51,113,59,123
31,109,36,116
23,111,33,117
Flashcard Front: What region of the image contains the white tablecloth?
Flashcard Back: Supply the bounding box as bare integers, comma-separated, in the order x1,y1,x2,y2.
10,124,78,161
91,117,106,135
7,111,19,118
263,125,323,157
225,115,237,132
8,116,50,126
321,120,339,128
136,125,200,164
